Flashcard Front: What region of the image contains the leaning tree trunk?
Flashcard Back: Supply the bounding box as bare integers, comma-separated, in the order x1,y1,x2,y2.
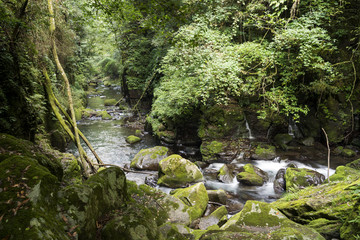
47,0,89,176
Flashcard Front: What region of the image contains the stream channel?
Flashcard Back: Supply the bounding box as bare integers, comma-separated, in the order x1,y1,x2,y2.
67,84,339,209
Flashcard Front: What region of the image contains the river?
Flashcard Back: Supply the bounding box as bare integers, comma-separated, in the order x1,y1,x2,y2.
68,83,338,206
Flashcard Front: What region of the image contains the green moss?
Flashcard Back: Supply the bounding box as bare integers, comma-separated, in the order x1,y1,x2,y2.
135,129,142,136
104,99,117,106
342,148,356,158
221,201,324,239
252,144,276,160
82,108,94,118
61,167,128,239
308,218,341,239
99,110,112,120
157,154,203,188
0,156,67,240
101,204,160,240
285,168,324,192
172,183,209,222
236,164,266,186
200,141,224,162
330,166,360,182
0,133,63,180
126,135,141,144
74,107,84,120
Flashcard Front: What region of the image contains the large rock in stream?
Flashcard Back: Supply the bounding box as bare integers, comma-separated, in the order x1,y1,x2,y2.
130,146,170,170
285,167,325,192
236,163,268,186
157,154,204,188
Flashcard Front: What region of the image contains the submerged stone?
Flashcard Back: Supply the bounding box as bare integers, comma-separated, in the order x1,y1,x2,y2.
157,154,203,188
130,146,169,171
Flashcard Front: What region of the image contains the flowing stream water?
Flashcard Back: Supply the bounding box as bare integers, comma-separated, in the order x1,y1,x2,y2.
68,84,339,206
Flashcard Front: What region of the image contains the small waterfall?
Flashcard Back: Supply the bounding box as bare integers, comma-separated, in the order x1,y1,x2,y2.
245,117,255,140
288,118,302,138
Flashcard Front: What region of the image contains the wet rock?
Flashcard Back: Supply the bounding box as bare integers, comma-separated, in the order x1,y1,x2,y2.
236,164,269,186
221,201,325,239
217,164,235,183
157,154,203,188
130,146,170,171
273,168,286,194
285,168,325,192
145,175,158,188
251,144,276,160
171,182,209,222
126,135,141,144
274,133,293,150
101,204,160,240
207,189,228,205
308,218,341,240
198,206,228,230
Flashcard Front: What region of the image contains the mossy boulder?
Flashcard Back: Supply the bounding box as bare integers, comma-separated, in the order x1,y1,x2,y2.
126,181,191,225
200,141,223,162
340,198,360,240
101,204,161,240
130,146,170,171
126,135,141,144
60,167,128,239
329,165,360,182
221,201,325,239
0,133,63,180
172,183,209,222
217,164,235,183
158,154,204,188
274,133,293,150
99,110,112,120
104,99,117,106
346,158,360,170
285,167,325,192
0,156,68,240
251,144,276,160
272,176,360,238
197,206,228,230
236,164,268,186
